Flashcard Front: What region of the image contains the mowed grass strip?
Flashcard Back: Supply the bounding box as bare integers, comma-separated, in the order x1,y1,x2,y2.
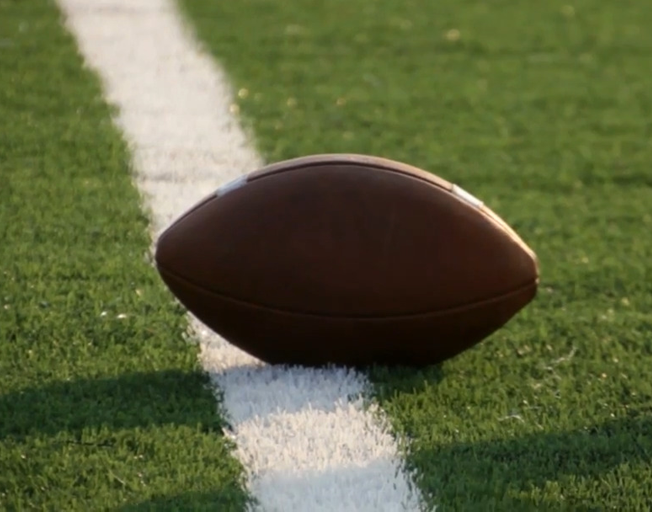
180,0,652,509
0,1,249,510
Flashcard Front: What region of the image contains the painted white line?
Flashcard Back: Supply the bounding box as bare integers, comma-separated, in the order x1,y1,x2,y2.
56,1,425,510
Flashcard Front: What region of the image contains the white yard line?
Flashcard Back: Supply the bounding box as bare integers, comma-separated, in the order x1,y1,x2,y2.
56,1,424,510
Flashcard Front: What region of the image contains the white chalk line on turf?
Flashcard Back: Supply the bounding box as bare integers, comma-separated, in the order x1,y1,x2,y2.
56,0,425,510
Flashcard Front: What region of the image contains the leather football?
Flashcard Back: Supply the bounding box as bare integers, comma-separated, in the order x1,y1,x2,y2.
155,154,539,367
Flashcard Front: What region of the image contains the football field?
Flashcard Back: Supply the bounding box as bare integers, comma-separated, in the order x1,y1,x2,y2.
2,0,652,510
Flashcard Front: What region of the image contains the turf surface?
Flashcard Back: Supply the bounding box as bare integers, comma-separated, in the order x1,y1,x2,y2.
2,0,652,509
180,0,652,509
0,1,249,510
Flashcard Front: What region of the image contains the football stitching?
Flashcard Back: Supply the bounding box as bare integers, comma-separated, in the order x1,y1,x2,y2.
157,264,538,320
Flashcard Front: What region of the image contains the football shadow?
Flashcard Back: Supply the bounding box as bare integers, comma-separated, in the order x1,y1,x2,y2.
0,369,227,443
0,364,444,443
117,459,422,512
3,366,650,509
366,363,445,398
411,413,652,510
118,490,248,512
192,357,446,428
113,413,652,511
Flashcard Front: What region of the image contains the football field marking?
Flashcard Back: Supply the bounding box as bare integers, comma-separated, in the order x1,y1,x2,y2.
56,0,424,510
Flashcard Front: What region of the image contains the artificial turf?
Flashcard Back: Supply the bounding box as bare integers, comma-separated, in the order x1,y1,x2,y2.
2,0,651,509
180,0,652,509
0,1,249,510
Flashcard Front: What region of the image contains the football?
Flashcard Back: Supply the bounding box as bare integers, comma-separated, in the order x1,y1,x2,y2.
155,154,539,367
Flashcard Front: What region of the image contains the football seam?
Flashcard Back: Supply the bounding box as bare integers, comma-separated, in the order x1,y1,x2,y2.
157,264,538,320
249,154,454,192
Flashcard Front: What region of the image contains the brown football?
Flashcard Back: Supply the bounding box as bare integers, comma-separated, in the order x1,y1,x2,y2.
155,154,539,367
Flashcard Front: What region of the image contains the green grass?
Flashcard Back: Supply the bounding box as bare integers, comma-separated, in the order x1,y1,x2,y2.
180,0,652,509
0,1,249,510
3,0,652,509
